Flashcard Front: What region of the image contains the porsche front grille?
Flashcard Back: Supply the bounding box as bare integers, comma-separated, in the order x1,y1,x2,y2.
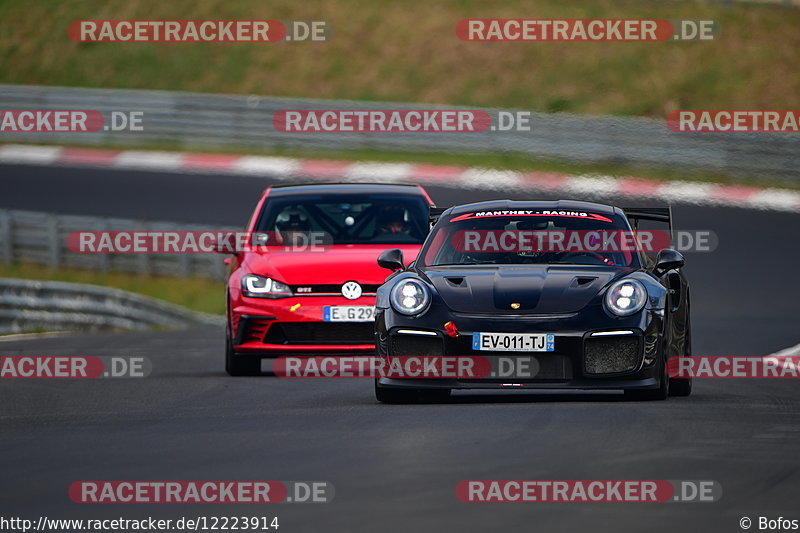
583,337,642,375
390,335,444,357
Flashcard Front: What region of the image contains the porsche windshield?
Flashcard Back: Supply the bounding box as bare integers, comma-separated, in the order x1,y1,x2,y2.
422,210,641,268
256,193,429,245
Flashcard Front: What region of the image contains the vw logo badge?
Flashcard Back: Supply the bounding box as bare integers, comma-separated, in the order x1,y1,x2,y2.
341,281,362,300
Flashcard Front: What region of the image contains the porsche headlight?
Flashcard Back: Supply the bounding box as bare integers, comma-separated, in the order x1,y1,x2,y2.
604,279,647,316
390,279,431,315
242,274,292,298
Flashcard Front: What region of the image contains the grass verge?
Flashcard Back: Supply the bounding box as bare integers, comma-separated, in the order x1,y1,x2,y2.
1,0,799,117
0,263,225,315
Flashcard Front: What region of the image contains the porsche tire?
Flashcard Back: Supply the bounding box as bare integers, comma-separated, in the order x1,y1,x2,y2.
669,317,693,397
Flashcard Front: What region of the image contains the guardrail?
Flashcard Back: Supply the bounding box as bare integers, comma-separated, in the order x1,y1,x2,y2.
0,208,236,280
0,277,223,335
1,84,798,183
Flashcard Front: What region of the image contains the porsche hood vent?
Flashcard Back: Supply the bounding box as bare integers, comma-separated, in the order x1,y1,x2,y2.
425,266,617,314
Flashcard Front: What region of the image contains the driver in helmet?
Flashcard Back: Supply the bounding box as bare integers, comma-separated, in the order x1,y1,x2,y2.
276,209,311,247
375,205,409,236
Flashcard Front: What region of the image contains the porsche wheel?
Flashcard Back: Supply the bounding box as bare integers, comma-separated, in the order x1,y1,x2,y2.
669,315,693,397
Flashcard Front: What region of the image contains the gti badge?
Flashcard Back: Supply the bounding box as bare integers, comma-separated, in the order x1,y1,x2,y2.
511,303,521,309
341,281,362,300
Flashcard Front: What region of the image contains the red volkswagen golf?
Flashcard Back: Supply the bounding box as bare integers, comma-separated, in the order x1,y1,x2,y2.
223,183,434,375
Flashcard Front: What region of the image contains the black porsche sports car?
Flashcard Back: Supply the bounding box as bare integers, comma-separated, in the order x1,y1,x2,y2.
373,199,692,403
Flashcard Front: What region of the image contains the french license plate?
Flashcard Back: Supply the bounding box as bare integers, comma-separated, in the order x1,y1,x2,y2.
472,332,554,352
323,306,375,322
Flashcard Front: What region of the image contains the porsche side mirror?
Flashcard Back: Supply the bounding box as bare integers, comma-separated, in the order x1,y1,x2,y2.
378,248,405,271
654,248,684,274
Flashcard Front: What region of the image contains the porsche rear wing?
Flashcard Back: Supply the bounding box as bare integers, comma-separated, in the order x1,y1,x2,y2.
622,206,673,239
429,206,448,227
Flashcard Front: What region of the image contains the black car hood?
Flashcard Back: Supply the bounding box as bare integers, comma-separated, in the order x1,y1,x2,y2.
422,265,627,314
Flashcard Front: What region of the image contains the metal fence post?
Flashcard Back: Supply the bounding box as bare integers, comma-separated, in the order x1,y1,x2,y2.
0,210,11,264
96,219,110,272
46,214,60,268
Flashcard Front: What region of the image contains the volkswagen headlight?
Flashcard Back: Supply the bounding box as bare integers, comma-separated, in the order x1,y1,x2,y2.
242,274,292,298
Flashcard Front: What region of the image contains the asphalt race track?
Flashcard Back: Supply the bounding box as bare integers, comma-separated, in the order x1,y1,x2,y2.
1,163,799,532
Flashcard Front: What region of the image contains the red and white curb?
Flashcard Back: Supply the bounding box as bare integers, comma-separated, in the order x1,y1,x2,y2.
2,144,799,213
